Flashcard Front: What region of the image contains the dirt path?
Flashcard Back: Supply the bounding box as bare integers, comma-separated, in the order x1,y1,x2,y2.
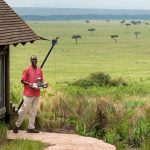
8,130,116,150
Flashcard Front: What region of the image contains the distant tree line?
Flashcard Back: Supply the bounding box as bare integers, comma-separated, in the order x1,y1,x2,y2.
21,14,150,21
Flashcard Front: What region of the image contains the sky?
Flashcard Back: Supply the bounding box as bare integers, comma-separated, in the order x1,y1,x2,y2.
4,0,150,10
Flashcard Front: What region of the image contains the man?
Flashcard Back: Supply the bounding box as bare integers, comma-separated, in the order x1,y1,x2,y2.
13,55,43,133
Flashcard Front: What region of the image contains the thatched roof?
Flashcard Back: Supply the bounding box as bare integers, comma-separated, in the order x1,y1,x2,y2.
0,0,41,46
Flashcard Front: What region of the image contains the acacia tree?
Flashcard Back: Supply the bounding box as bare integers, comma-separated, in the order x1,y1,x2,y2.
88,28,95,36
145,22,149,25
120,20,125,24
111,35,119,43
85,20,90,24
72,35,82,44
134,32,140,39
125,23,131,29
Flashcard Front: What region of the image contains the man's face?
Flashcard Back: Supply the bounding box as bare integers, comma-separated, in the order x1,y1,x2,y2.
31,56,37,67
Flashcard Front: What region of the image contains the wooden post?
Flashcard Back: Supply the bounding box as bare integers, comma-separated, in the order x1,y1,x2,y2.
0,46,6,119
5,45,10,122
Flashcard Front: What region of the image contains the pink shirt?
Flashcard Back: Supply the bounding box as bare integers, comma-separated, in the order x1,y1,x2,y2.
21,66,43,97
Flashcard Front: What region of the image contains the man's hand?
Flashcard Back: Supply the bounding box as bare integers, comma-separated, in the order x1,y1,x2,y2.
44,82,48,88
29,83,33,88
21,80,32,87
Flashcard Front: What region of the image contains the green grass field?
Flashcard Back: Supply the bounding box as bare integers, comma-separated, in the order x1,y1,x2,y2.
9,20,150,149
10,20,150,86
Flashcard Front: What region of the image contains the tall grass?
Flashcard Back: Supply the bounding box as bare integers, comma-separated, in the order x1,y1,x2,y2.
10,82,22,104
57,84,150,149
0,123,7,144
10,71,150,149
0,139,48,150
35,72,150,149
9,21,150,149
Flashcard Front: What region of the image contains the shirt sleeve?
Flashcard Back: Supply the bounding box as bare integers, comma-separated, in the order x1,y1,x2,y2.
21,68,28,82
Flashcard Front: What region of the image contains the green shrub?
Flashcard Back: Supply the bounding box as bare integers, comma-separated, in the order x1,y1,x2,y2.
141,137,150,150
0,139,47,150
89,72,111,86
104,129,120,144
128,117,150,147
116,112,131,141
10,82,22,104
115,141,126,150
35,111,58,131
110,78,127,86
145,107,150,124
19,119,28,130
124,101,145,109
70,72,127,88
67,116,77,126
85,123,104,138
36,78,150,149
0,123,7,144
75,122,86,135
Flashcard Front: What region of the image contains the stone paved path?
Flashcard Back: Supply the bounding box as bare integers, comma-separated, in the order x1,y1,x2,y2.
8,130,116,150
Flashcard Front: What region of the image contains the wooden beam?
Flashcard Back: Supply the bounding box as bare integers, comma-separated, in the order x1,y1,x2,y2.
5,46,10,115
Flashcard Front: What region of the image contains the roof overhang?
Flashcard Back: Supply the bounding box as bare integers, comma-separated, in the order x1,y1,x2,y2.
0,0,48,46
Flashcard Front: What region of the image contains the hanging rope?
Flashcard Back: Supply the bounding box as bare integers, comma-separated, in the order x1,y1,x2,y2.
53,43,57,97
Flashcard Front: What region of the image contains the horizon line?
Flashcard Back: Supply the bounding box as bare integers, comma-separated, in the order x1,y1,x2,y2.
12,7,150,11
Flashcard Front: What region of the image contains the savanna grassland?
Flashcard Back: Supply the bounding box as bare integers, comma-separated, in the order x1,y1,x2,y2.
10,20,150,85
9,21,150,149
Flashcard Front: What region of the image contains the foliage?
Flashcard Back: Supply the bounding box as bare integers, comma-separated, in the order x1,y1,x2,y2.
141,138,150,150
88,28,95,36
104,129,120,144
0,123,7,144
9,21,150,149
0,139,47,150
69,72,127,88
134,31,140,39
128,117,150,147
110,35,119,43
131,20,141,25
72,35,82,44
125,23,131,28
10,82,22,104
85,20,90,24
49,83,150,149
35,111,60,131
120,20,125,24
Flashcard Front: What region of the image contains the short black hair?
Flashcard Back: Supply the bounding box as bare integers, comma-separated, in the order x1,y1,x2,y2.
30,55,37,61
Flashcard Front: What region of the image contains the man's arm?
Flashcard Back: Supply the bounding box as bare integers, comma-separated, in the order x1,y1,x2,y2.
21,80,32,87
21,68,33,87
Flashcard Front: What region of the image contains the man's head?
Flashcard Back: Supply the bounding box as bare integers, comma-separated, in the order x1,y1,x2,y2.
30,55,37,68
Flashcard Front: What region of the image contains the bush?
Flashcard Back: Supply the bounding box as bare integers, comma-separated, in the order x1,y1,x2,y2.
128,117,150,147
0,123,7,144
89,72,111,86
0,139,47,150
70,72,127,88
141,138,150,150
104,129,120,144
10,82,22,104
